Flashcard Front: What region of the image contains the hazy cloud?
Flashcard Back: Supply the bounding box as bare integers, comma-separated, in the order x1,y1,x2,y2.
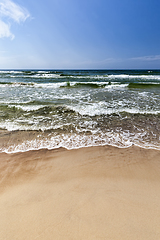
0,0,30,39
131,55,160,61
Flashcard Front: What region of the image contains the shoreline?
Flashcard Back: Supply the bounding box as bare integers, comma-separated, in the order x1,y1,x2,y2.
0,145,160,239
1,138,160,154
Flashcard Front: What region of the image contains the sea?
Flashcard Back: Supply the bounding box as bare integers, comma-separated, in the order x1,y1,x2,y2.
0,69,160,153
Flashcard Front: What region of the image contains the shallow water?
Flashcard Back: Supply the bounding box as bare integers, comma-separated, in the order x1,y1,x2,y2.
0,69,160,152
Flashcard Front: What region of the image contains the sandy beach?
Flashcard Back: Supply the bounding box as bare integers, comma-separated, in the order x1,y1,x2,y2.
0,145,160,240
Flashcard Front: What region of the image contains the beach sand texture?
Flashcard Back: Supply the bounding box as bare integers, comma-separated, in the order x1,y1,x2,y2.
0,146,160,240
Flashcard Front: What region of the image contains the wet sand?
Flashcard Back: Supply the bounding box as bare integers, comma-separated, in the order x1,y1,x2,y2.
0,145,160,240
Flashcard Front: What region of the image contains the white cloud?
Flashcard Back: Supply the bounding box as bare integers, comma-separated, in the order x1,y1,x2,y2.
0,0,30,39
0,19,14,39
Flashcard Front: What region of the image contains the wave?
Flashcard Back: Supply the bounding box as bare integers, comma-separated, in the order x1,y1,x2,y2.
42,73,160,81
1,80,154,90
71,104,160,116
0,82,34,87
0,103,78,119
128,83,160,89
0,80,122,89
60,82,108,88
1,101,160,119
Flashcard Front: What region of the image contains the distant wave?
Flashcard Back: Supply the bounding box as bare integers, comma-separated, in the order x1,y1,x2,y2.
128,82,160,89
0,82,34,86
1,80,160,90
1,69,160,81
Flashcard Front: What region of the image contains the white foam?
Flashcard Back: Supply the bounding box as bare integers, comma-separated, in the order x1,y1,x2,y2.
15,105,44,111
0,71,23,74
34,82,66,88
70,103,160,116
0,82,34,87
1,130,160,154
108,74,160,81
34,73,61,79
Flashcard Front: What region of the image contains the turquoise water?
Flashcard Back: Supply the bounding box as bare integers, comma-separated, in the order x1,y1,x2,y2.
0,69,160,152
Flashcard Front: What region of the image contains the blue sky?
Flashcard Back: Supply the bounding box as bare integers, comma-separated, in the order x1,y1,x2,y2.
0,0,160,69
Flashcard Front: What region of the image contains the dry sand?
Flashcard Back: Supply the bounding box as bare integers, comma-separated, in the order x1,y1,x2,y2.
0,145,160,240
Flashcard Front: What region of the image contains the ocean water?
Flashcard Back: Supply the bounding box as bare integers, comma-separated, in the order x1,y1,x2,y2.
0,69,160,153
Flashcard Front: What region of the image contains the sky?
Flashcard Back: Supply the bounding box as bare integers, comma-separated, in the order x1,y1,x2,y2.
0,0,160,69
